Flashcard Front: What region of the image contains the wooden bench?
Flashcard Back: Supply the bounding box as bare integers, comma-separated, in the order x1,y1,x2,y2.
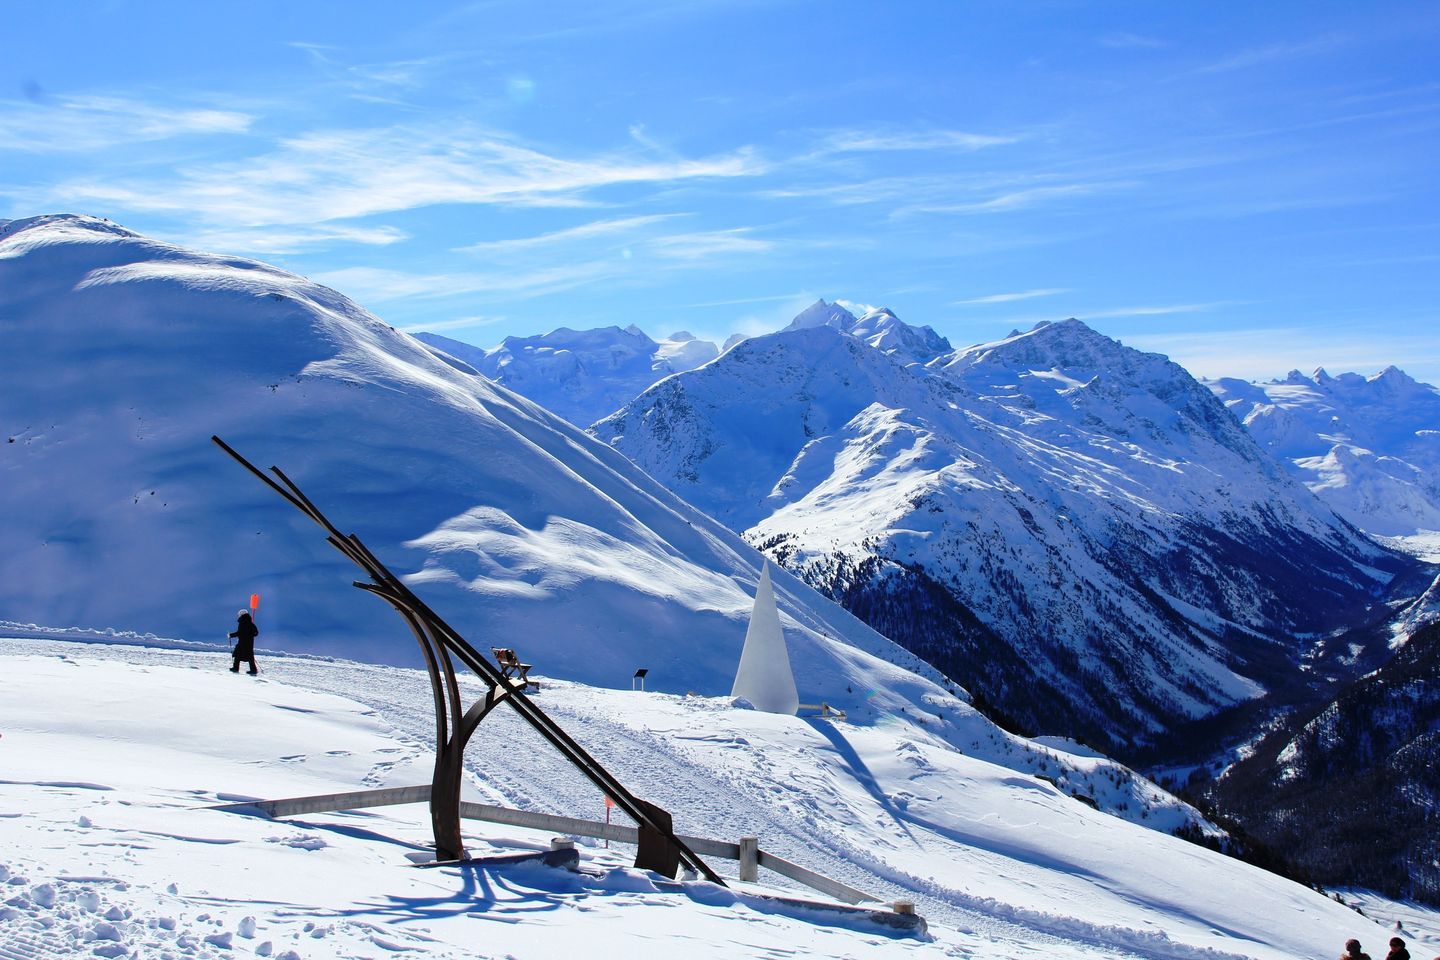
799,702,847,721
491,647,533,690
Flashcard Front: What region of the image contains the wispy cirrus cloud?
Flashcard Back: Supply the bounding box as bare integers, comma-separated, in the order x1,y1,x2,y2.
184,223,410,255
26,123,764,254
0,94,254,152
286,43,461,99
954,287,1070,305
455,214,685,255
313,222,782,306
1192,36,1342,76
981,301,1240,329
647,228,774,261
397,314,505,334
1083,302,1226,319
817,128,1019,154
313,260,626,304
894,182,1121,218
765,173,1119,216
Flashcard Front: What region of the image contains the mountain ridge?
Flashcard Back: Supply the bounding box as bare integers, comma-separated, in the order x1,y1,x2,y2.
1206,367,1440,546
595,305,1417,754
417,325,721,427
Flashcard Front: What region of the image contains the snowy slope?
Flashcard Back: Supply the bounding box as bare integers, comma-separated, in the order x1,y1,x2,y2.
0,214,976,724
595,312,1412,752
1206,369,1440,550
2,639,1414,960
418,325,720,427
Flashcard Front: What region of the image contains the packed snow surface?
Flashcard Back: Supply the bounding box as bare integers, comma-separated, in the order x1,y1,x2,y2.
0,638,1409,960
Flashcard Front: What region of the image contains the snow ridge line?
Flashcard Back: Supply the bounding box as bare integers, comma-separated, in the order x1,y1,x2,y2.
0,622,342,664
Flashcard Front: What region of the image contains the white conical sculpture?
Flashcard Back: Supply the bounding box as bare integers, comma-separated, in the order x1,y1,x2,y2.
730,562,799,715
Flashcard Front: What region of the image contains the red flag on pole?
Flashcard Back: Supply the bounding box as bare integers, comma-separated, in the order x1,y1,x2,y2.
250,593,260,611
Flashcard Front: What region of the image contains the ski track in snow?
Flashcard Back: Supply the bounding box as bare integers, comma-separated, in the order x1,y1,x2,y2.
0,637,1320,960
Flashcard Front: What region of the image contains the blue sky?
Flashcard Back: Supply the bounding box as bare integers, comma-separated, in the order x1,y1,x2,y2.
3,0,1438,382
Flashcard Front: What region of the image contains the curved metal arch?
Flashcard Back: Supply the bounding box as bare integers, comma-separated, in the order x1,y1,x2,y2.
213,435,723,883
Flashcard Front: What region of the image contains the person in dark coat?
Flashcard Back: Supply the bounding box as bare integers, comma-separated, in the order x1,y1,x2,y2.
229,610,259,675
1342,940,1372,960
1386,938,1409,960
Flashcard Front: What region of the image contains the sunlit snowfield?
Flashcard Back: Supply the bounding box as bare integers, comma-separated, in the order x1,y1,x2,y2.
3,637,1428,960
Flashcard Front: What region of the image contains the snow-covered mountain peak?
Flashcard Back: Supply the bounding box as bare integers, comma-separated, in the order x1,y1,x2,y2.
0,212,142,250
1261,365,1430,401
851,306,952,362
781,298,950,364
415,323,720,426
1370,364,1422,393
783,298,859,332
1206,365,1440,543
944,318,1135,374
934,318,1264,463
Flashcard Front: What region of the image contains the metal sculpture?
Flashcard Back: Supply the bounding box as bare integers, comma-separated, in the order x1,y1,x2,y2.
212,435,723,883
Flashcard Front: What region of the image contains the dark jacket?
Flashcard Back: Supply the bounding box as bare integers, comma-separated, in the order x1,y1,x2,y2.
229,616,258,658
1385,948,1409,960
